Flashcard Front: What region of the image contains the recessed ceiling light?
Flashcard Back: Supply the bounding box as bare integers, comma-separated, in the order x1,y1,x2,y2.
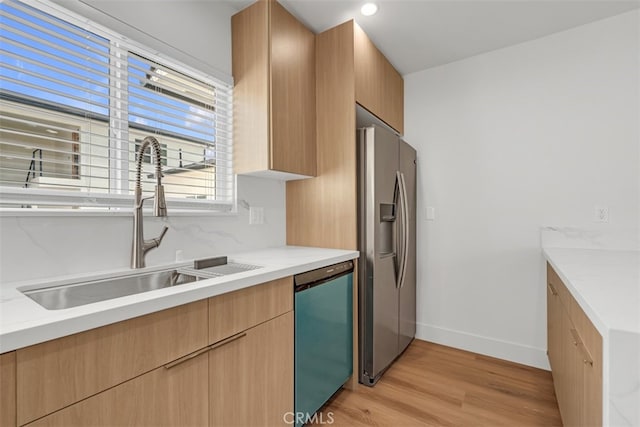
45,129,59,134
361,2,378,16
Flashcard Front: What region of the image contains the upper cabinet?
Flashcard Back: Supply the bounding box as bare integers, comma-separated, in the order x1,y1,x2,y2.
232,0,316,179
287,20,404,250
354,24,404,135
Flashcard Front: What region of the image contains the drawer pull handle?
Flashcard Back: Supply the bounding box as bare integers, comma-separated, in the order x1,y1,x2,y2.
547,283,558,296
164,346,213,369
577,342,595,367
209,331,247,351
569,328,581,347
164,332,247,369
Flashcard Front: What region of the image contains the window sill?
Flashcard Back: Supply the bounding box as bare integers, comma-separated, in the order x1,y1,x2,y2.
0,208,239,218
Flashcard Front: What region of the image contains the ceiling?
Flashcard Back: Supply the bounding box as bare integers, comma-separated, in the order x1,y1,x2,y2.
229,0,639,75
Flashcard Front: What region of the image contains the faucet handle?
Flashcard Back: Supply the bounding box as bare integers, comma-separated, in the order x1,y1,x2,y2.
157,226,168,243
153,226,169,247
143,226,169,253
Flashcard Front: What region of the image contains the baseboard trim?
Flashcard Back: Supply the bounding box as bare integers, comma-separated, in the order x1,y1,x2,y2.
415,322,550,370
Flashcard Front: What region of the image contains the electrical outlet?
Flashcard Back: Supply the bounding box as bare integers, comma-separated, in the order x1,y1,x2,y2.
249,207,264,225
593,206,609,223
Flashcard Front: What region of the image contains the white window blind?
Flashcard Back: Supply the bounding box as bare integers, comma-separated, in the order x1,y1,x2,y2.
0,0,233,211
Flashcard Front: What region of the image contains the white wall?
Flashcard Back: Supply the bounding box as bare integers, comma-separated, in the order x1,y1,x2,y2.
51,0,237,83
405,10,640,369
0,1,287,284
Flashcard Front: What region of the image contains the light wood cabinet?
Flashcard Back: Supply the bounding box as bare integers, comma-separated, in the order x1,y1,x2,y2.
546,281,562,386
27,351,209,427
0,351,16,427
208,278,294,426
354,24,404,135
286,21,358,250
232,0,316,178
209,276,292,343
547,263,602,426
210,311,293,427
16,300,208,425
11,278,294,427
287,20,403,250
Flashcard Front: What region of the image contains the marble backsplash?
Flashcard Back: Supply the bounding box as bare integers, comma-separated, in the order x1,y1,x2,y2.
0,175,286,284
541,226,640,251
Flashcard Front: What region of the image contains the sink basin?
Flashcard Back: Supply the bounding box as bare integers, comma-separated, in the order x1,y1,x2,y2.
22,256,263,311
22,269,197,310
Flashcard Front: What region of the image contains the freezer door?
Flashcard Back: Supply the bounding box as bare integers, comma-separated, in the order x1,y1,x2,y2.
359,125,400,383
398,141,417,353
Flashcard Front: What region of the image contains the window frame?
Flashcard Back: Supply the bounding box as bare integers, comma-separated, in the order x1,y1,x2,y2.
0,0,235,214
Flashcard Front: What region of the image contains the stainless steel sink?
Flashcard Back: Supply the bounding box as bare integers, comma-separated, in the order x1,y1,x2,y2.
22,256,263,311
22,269,197,310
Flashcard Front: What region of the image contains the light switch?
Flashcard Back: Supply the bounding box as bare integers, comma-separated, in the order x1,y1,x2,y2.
426,206,435,221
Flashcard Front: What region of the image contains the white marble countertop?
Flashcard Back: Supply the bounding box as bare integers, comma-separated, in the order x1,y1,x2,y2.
0,246,359,353
543,248,640,335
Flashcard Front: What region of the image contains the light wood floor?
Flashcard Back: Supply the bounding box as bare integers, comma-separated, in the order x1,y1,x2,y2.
313,339,562,426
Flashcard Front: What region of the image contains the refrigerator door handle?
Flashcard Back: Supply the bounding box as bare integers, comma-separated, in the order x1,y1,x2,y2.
393,171,401,288
398,171,410,289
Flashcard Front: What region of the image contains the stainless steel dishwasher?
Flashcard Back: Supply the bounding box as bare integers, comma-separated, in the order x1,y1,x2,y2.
294,260,353,426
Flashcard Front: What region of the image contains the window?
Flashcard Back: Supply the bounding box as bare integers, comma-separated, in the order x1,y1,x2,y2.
0,0,233,211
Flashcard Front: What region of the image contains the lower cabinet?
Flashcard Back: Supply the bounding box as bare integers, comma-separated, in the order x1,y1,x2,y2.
27,313,294,427
547,264,602,427
0,351,16,427
7,277,294,427
210,312,294,427
28,352,209,427
16,300,209,425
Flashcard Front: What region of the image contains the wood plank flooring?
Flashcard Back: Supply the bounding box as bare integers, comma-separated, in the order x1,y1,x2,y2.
312,339,562,426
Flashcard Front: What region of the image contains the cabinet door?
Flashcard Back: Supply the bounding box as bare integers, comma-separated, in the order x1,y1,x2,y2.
232,0,316,177
0,352,16,427
557,308,584,427
210,312,293,427
583,348,602,426
353,23,404,134
28,351,209,427
270,0,316,176
547,281,562,373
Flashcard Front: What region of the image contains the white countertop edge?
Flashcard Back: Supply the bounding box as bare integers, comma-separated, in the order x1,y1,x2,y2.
543,249,609,339
0,247,359,353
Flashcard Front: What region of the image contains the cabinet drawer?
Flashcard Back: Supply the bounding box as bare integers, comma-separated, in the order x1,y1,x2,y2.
547,263,570,309
17,300,208,425
567,289,603,426
567,290,602,365
209,277,292,343
27,349,209,427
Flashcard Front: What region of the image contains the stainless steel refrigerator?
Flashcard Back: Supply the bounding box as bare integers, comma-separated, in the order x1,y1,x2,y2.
357,106,416,386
